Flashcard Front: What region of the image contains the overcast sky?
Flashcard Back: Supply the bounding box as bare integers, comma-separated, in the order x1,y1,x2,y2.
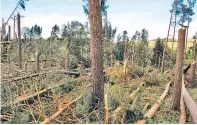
1,0,197,40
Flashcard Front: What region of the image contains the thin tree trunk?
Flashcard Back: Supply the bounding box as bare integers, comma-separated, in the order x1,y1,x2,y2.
17,13,22,69
89,0,104,104
8,25,11,41
172,14,177,56
162,6,173,73
172,28,186,111
13,16,16,40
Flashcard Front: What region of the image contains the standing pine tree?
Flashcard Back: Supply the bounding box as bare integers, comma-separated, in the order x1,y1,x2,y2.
151,38,164,68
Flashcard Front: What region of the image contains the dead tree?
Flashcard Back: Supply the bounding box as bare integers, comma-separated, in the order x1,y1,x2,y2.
172,28,186,111
190,61,196,84
89,0,104,104
17,13,22,69
1,18,4,42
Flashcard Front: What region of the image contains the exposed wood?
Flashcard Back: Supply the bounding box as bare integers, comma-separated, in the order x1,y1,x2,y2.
172,28,186,111
145,81,171,119
179,96,186,124
112,106,122,122
127,87,140,100
190,61,196,84
182,78,197,124
40,95,82,124
136,120,146,124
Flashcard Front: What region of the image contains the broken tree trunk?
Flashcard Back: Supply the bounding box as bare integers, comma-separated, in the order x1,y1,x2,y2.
40,95,81,124
17,13,22,69
145,81,171,119
172,28,186,111
182,80,197,124
190,61,196,84
183,62,191,74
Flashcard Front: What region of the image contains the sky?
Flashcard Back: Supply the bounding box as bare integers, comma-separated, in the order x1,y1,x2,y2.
1,0,197,40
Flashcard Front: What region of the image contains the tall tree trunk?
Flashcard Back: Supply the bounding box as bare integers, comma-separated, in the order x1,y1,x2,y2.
172,28,186,111
17,13,22,69
172,14,177,56
89,0,104,104
162,6,173,73
8,25,11,41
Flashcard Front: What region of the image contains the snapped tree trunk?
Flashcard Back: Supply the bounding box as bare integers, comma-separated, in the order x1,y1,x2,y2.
172,28,186,111
190,61,196,84
17,13,22,69
89,0,104,104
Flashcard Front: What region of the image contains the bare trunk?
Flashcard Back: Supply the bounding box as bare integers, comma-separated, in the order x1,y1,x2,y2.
182,83,197,124
172,14,177,56
162,6,173,73
8,25,11,41
89,0,104,103
190,61,196,84
17,13,22,69
172,28,186,111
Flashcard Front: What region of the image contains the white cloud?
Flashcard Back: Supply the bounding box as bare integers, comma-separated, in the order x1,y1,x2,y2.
21,12,86,38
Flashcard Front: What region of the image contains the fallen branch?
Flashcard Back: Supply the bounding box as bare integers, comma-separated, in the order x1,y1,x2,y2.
183,62,191,74
143,103,150,112
127,87,140,101
104,94,109,124
179,96,186,124
40,95,82,124
136,120,146,124
112,106,122,122
182,77,197,124
2,70,87,82
145,81,171,119
2,79,67,108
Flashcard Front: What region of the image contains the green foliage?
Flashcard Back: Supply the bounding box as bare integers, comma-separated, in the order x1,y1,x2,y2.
151,38,164,67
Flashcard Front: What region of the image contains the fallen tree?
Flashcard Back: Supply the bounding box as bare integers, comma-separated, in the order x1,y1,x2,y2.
40,95,82,124
2,70,88,82
145,81,171,119
182,77,197,124
2,79,67,108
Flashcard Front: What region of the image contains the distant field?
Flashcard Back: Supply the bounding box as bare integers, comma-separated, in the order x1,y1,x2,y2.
149,38,195,50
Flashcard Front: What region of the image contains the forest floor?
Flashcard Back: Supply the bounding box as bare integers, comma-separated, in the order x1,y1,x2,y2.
0,62,197,124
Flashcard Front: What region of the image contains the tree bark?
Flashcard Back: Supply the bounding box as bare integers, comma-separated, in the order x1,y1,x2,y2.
190,61,196,84
17,13,22,69
64,49,69,71
172,28,186,111
89,0,104,104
